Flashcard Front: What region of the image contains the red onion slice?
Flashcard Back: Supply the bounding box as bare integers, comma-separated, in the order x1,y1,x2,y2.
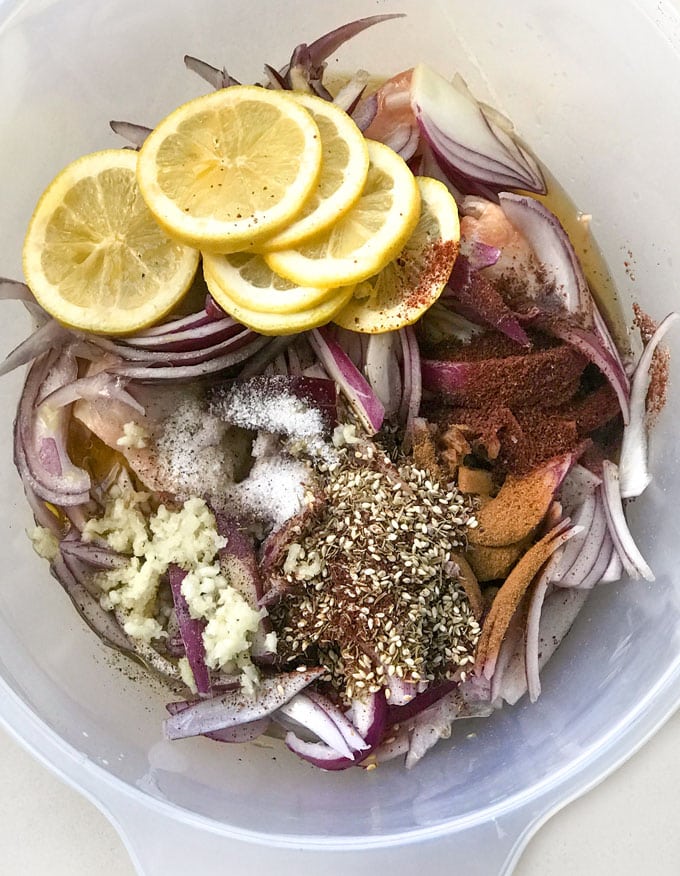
364,332,402,420
93,326,257,364
497,193,592,319
619,312,679,498
305,691,370,753
168,565,212,697
184,54,239,89
164,668,323,740
349,691,388,749
411,65,546,194
15,351,91,506
38,371,144,415
275,694,356,760
332,69,369,111
544,321,631,424
109,120,151,148
52,555,133,654
304,14,406,69
109,335,269,381
0,319,72,377
121,318,243,353
166,701,269,743
525,551,565,702
60,539,127,570
283,733,356,770
601,543,624,583
309,327,384,434
601,460,654,581
399,326,422,451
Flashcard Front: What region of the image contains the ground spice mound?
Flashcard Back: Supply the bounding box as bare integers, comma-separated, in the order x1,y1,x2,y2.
268,442,480,702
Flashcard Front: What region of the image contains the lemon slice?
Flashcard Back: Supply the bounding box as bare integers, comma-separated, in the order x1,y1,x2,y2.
22,149,199,335
202,251,339,314
256,92,369,252
204,262,354,335
136,86,323,252
265,139,421,287
334,176,460,333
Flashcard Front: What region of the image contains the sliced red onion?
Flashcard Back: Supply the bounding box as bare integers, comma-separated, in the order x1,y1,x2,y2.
60,539,127,570
93,325,257,364
109,120,151,148
351,93,378,131
364,333,402,420
490,605,526,705
23,482,64,534
601,460,654,581
349,690,388,749
411,65,545,195
405,690,494,769
463,240,502,271
15,351,91,506
109,335,269,381
525,550,565,702
132,309,217,338
550,493,600,585
238,335,298,379
305,691,370,753
444,258,530,346
164,667,323,740
601,543,624,583
52,554,133,653
304,14,406,69
184,54,239,89
38,371,144,415
558,463,602,515
385,674,417,706
166,701,269,743
542,320,630,423
263,63,287,89
553,487,614,591
275,694,356,760
332,69,369,112
309,327,384,434
168,565,211,697
0,277,34,301
216,516,263,607
619,312,679,498
381,121,420,162
121,318,243,353
0,319,73,377
498,193,591,318
284,732,356,770
399,326,422,451
387,681,457,726
368,726,411,765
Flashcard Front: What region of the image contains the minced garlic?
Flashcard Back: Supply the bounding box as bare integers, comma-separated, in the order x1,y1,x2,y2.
83,475,267,683
29,525,59,561
116,420,149,449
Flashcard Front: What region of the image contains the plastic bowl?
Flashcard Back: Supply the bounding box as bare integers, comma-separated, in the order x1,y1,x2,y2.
1,1,680,874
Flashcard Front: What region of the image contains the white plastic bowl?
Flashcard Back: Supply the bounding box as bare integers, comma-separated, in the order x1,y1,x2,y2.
1,1,679,874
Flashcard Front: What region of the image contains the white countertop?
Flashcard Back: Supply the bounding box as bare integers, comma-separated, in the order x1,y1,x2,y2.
2,706,680,874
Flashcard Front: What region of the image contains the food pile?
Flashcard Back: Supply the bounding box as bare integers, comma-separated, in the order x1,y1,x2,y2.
1,14,676,771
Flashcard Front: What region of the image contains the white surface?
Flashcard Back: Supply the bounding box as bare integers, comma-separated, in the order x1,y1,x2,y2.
2,0,680,872
2,708,680,875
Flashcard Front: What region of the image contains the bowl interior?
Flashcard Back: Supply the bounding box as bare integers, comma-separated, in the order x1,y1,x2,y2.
1,0,679,842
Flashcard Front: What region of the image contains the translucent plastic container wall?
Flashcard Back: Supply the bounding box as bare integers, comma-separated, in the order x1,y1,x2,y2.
0,0,679,869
